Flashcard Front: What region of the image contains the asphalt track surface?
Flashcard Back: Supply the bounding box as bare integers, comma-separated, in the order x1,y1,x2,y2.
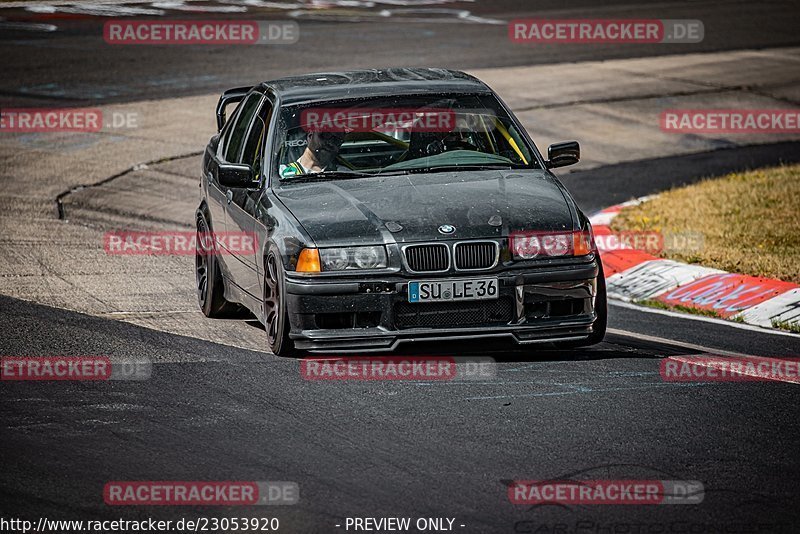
0,0,799,105
2,0,800,532
2,292,800,532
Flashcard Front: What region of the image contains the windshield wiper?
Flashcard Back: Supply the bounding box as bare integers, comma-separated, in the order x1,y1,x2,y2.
407,163,516,174
283,171,370,183
373,169,411,177
284,169,409,182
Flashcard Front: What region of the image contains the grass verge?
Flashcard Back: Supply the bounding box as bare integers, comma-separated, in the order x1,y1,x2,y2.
611,163,800,284
635,299,724,318
772,320,800,333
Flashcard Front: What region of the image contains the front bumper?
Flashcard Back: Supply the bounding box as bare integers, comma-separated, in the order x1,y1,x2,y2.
284,257,601,353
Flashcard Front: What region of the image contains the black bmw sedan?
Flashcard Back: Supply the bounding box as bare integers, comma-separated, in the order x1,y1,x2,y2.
196,68,606,355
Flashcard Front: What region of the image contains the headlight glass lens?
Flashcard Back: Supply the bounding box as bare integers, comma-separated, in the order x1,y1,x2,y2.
353,246,383,269
320,247,349,270
319,246,387,271
510,230,594,260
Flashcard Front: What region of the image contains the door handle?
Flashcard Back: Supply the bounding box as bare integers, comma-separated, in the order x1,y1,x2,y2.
226,189,233,205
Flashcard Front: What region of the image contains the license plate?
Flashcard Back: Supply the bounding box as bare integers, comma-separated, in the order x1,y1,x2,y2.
408,278,498,303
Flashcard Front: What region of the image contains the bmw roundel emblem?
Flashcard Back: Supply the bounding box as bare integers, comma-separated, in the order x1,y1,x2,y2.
438,224,456,235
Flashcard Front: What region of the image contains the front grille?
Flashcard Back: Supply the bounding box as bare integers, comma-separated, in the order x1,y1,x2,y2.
395,297,513,329
454,241,497,270
404,244,449,272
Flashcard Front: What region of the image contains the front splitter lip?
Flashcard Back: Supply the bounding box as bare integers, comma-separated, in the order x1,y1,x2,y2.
291,319,595,353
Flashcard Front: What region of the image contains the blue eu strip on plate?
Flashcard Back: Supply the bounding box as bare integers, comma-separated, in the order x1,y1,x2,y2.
408,282,420,303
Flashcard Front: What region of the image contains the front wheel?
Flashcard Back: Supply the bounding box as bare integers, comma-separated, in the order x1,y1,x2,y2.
263,251,296,356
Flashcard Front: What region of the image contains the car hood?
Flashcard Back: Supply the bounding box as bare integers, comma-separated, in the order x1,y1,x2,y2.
274,169,574,246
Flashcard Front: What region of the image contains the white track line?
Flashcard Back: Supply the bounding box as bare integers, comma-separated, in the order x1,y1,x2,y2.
607,327,753,358
609,300,800,339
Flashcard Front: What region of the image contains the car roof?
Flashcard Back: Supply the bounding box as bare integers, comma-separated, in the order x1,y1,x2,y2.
259,68,492,105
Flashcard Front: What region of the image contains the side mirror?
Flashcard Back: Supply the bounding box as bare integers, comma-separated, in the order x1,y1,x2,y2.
218,163,257,188
546,141,580,168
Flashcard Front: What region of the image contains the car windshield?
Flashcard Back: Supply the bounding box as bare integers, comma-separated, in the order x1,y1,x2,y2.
273,94,538,181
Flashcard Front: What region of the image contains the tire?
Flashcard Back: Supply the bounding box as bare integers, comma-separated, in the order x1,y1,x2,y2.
554,261,607,348
195,210,240,318
263,250,297,356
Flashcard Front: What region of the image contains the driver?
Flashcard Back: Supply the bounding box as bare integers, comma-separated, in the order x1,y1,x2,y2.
441,113,477,149
424,112,479,155
280,130,346,177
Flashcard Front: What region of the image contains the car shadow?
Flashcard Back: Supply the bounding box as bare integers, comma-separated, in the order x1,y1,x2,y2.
245,317,705,362
376,337,638,363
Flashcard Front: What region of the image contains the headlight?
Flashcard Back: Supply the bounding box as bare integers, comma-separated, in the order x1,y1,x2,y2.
319,246,387,271
353,246,384,268
509,230,594,260
321,247,349,270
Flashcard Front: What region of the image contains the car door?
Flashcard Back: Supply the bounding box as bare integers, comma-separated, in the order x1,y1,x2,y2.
208,92,262,285
225,94,273,298
205,113,239,247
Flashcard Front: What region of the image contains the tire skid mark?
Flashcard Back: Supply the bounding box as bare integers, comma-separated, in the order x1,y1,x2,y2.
55,152,201,220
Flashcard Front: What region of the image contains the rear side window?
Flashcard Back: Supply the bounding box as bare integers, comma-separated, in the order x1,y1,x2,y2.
221,93,262,163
